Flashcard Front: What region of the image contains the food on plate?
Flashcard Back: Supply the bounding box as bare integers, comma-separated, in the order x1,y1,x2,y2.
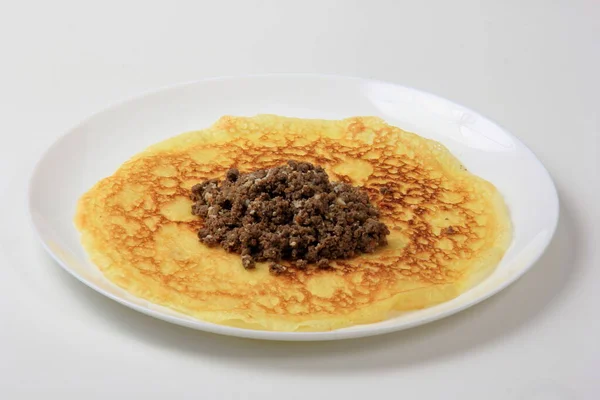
75,115,512,331
190,160,390,274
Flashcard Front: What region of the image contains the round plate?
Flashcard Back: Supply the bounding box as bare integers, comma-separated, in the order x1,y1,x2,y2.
29,74,559,341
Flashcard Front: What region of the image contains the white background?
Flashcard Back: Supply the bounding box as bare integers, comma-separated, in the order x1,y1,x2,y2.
0,1,598,399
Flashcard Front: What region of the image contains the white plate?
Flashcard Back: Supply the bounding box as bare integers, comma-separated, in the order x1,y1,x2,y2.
29,74,559,341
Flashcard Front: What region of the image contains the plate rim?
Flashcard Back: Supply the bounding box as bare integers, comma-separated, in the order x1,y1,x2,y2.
28,73,560,341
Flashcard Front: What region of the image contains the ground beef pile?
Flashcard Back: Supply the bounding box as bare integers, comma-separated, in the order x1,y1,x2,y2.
190,160,390,274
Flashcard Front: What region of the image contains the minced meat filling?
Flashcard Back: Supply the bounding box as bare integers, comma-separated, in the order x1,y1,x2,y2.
190,160,390,274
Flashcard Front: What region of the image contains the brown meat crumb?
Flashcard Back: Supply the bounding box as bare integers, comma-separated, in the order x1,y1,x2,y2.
379,186,392,195
191,160,390,274
241,254,255,269
294,259,308,270
269,263,287,275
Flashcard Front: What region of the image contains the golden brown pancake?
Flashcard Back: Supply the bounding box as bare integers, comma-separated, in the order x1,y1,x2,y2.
75,115,512,331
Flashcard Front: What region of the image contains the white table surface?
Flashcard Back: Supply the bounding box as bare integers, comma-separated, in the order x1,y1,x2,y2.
1,1,598,399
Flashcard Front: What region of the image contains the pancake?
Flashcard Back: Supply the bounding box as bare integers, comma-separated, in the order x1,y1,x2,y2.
75,115,512,331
